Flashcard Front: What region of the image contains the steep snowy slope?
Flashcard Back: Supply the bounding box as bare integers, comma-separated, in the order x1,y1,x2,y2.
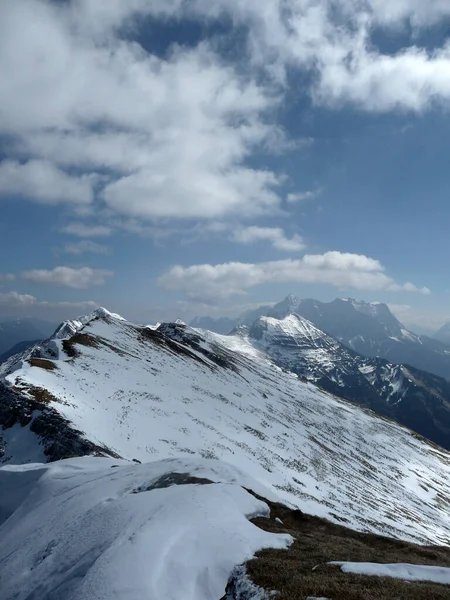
1,309,450,545
244,314,450,450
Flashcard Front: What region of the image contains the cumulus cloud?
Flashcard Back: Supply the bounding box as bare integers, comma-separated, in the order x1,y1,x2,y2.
0,291,36,306
159,251,430,300
233,226,305,251
0,1,282,221
38,300,99,310
63,240,110,255
3,0,448,226
0,290,98,312
61,223,113,238
22,266,113,289
286,190,320,203
0,159,93,205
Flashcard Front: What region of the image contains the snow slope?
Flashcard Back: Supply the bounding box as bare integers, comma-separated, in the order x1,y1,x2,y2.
330,562,450,585
0,457,291,600
1,311,450,545
242,314,450,450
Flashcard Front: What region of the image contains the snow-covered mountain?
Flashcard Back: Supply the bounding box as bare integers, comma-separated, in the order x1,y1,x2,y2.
434,322,450,345
1,308,450,547
192,296,450,380
268,296,450,381
242,313,450,450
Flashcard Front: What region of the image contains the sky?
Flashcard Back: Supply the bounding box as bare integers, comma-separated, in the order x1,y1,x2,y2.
1,0,450,331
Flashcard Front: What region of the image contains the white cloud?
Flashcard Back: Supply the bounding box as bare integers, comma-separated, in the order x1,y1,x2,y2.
1,0,449,227
364,0,450,27
63,240,110,255
0,291,36,306
0,290,98,312
38,300,99,310
233,226,305,251
315,45,450,112
286,190,320,203
159,251,430,300
0,1,282,221
22,266,113,289
61,223,113,238
0,159,93,205
0,273,15,282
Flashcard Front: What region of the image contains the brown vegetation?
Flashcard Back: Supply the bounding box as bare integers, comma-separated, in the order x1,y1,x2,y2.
245,492,450,600
62,333,99,358
26,386,61,405
28,358,57,371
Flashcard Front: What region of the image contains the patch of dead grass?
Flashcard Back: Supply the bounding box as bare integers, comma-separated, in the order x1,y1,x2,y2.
26,386,61,405
62,333,99,358
28,358,57,371
244,492,450,600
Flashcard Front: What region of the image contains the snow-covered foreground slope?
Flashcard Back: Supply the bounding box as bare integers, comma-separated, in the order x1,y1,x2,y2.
0,457,291,600
1,311,450,545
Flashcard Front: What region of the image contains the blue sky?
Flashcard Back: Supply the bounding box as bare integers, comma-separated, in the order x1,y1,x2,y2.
0,0,450,331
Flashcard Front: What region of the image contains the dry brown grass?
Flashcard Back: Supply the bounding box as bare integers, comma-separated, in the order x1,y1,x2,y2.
28,358,58,371
26,386,61,405
62,333,99,358
245,492,450,600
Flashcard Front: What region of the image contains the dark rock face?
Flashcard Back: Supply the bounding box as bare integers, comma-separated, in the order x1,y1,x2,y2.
0,382,120,463
156,322,239,371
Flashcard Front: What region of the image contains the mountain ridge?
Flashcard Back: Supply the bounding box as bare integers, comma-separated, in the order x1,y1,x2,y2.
242,313,450,450
1,308,450,546
191,296,450,380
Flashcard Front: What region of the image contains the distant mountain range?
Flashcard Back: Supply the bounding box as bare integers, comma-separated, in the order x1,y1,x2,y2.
0,318,56,361
239,313,450,450
0,340,42,364
191,296,450,381
434,322,450,345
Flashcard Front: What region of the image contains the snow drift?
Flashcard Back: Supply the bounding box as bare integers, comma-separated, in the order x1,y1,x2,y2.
0,457,292,600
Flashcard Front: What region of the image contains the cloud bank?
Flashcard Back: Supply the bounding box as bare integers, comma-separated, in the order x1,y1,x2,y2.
22,267,113,289
159,251,430,300
1,0,450,224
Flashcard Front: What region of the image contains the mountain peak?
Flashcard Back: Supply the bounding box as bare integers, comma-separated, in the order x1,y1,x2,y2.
52,307,125,341
268,295,304,319
434,321,450,345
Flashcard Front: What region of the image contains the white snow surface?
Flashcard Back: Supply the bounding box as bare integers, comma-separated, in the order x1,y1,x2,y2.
331,561,450,585
0,457,292,600
1,313,450,545
53,307,125,340
260,314,322,340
